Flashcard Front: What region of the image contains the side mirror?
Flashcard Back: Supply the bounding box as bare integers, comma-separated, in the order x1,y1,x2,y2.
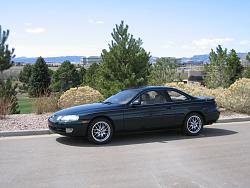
131,99,141,106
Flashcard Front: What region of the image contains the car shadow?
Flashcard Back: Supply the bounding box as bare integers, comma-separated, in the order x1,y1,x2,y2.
56,127,238,147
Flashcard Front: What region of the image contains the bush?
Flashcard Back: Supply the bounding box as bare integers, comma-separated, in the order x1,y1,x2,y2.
32,94,59,114
165,82,226,107
223,78,250,114
58,86,104,109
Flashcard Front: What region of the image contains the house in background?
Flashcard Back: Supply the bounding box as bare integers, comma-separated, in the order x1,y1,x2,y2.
80,56,101,66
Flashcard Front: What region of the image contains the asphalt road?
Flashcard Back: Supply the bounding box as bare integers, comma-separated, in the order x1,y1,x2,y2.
0,121,250,188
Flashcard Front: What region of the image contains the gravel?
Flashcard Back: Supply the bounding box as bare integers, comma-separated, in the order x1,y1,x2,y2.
0,111,249,132
0,113,51,131
219,109,250,119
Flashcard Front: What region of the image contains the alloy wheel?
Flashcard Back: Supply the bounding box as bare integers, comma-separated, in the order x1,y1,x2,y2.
186,115,202,134
91,121,111,142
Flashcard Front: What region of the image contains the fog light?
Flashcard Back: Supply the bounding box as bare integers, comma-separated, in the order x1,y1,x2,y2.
66,128,73,133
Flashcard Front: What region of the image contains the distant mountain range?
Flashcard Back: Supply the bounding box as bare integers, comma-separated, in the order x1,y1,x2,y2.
14,56,83,63
14,53,248,64
180,53,247,63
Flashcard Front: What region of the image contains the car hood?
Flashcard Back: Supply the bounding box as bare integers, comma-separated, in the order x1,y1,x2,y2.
53,103,122,116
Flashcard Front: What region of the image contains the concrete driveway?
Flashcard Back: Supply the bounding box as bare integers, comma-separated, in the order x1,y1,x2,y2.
0,121,250,188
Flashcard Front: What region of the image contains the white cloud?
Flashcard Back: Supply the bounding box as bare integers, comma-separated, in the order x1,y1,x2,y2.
25,27,46,33
192,37,234,49
181,37,234,51
88,19,104,24
239,40,250,45
96,20,104,24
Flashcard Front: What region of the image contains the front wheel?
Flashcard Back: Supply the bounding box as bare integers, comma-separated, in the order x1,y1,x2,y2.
87,118,113,144
183,113,203,136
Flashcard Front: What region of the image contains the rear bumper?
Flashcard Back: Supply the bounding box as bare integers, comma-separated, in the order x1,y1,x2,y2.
205,110,220,125
48,120,87,136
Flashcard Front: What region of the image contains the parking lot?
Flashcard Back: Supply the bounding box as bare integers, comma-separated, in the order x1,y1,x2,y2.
0,121,250,188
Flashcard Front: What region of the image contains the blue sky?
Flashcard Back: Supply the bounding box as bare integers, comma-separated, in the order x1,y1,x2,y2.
1,0,250,57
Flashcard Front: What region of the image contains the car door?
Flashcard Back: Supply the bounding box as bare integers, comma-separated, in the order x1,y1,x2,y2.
124,90,169,131
143,90,172,130
123,93,152,131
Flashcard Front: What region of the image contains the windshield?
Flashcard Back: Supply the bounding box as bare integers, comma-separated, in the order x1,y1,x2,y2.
104,89,140,104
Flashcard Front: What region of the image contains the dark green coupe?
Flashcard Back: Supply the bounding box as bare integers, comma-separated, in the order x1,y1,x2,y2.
48,86,220,144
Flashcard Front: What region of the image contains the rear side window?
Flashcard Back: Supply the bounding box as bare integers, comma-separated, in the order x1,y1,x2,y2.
140,90,167,105
167,90,188,102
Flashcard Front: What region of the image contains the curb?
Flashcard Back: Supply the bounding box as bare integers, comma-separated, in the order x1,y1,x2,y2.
0,129,53,137
217,117,250,123
0,117,250,137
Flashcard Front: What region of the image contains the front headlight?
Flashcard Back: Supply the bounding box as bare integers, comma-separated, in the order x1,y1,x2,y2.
56,115,79,122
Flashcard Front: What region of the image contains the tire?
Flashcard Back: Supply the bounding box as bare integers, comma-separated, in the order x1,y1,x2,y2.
183,113,203,136
87,118,113,144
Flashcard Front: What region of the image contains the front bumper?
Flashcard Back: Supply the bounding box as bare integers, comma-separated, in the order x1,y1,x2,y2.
48,119,88,136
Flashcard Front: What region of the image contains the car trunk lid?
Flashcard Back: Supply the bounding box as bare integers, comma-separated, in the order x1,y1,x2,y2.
195,96,215,102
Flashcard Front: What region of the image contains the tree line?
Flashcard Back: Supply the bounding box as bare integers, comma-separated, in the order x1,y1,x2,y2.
1,21,250,114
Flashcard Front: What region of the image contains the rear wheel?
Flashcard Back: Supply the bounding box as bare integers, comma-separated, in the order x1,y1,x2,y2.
87,118,113,144
183,113,203,136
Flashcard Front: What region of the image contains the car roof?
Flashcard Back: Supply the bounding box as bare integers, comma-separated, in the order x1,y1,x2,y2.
123,85,173,91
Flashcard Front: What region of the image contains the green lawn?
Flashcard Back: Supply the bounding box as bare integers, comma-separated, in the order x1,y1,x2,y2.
17,96,33,114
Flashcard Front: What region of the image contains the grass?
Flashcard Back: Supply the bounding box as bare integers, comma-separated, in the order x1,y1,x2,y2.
17,96,33,114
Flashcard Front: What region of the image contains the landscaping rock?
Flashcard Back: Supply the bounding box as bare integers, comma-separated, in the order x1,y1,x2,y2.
0,113,51,131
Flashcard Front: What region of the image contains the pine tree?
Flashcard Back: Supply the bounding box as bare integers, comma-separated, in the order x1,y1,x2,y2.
0,25,15,78
204,45,242,88
19,64,33,83
225,49,243,87
84,63,100,89
204,45,228,88
99,21,151,97
78,66,86,84
19,64,33,92
0,25,19,114
246,52,250,61
243,66,250,78
51,60,80,92
29,57,51,96
149,57,179,85
0,79,19,114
